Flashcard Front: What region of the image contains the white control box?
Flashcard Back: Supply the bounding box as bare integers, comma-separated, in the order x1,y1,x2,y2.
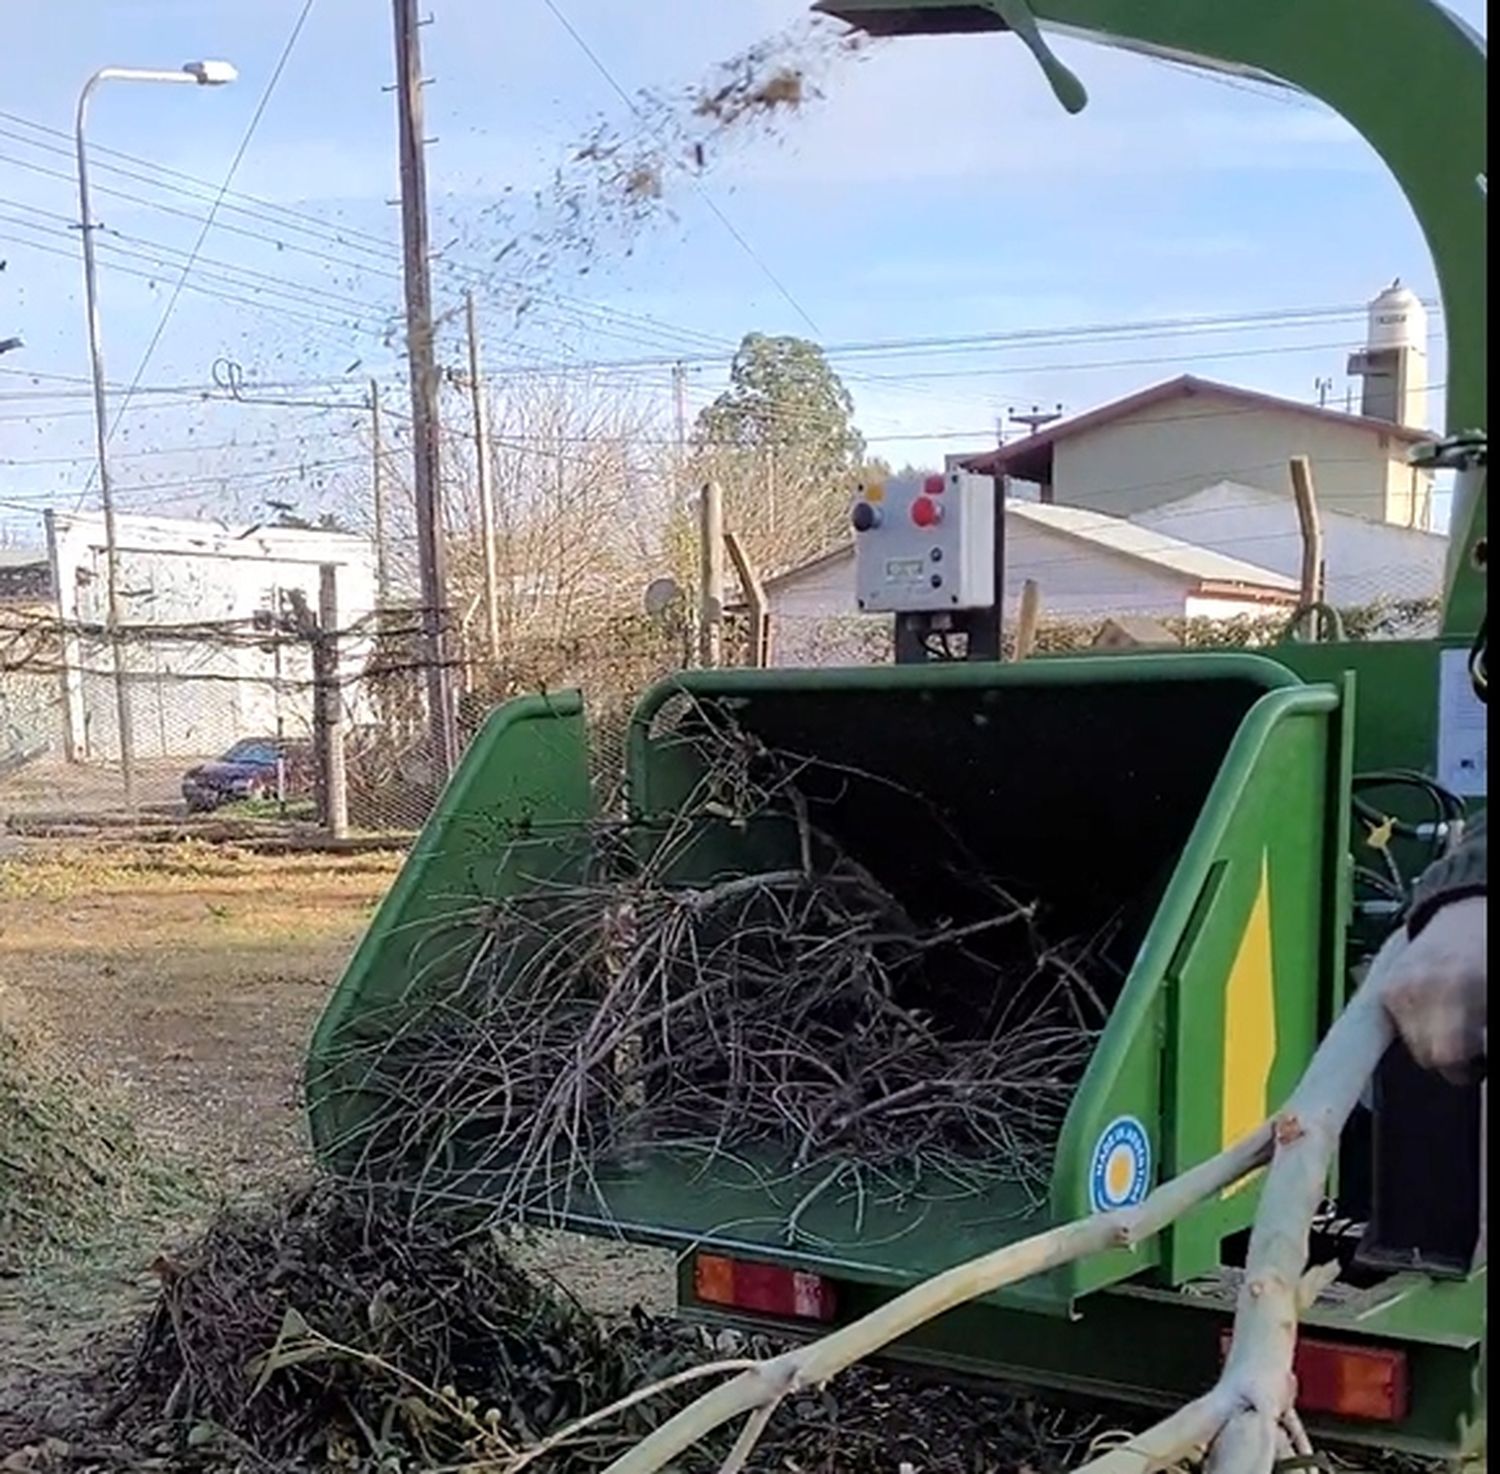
851,470,996,614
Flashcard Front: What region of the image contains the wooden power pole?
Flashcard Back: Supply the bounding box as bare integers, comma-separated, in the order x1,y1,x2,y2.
465,291,501,663
392,0,457,778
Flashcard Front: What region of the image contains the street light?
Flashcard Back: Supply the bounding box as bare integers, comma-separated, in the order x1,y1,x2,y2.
76,60,236,809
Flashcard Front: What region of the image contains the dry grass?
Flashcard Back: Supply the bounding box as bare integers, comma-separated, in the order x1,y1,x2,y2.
0,843,672,1402
0,842,397,1179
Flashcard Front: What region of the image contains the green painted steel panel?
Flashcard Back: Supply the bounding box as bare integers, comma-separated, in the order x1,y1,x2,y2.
1052,687,1342,1294
306,691,595,1167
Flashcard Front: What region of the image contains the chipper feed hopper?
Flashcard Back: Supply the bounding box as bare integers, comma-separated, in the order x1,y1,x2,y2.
309,0,1486,1461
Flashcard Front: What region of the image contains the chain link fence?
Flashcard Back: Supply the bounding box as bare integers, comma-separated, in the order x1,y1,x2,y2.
0,588,1442,849
0,600,688,846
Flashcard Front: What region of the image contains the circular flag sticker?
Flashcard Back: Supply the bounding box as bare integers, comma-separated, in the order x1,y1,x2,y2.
1089,1115,1152,1213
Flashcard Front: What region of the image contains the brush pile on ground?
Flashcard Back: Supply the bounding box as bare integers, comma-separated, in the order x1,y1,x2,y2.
0,993,148,1271
21,1181,1112,1473
321,706,1116,1225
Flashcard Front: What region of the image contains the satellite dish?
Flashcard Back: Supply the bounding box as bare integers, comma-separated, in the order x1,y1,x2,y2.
643,577,683,617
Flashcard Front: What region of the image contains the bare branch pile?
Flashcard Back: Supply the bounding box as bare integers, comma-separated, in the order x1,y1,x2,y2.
67,1180,1114,1474
322,710,1116,1228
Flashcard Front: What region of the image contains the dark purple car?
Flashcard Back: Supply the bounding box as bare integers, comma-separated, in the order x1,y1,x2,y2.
181,737,311,813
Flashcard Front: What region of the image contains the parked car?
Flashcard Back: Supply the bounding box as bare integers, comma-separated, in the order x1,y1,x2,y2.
181,737,312,813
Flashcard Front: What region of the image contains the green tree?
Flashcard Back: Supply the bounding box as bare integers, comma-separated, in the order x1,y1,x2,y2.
687,333,866,578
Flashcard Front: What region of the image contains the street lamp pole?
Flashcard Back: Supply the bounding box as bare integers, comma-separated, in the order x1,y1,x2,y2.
75,61,236,808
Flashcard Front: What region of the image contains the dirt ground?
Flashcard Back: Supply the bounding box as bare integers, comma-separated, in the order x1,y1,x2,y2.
0,840,674,1386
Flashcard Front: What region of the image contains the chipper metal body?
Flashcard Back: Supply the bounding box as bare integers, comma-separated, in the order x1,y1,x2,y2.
309,1,1486,1459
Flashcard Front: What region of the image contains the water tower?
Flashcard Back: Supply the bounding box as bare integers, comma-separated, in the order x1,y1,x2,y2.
1345,279,1428,430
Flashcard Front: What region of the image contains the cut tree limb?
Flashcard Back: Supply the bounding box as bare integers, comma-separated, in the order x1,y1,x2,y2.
593,1128,1274,1474
559,934,1406,1474
1079,929,1406,1474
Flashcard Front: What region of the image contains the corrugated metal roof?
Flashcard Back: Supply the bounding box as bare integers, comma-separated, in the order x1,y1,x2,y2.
1009,500,1298,590
765,497,1296,595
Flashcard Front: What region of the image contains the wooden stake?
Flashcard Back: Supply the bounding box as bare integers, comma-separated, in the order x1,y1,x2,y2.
724,529,769,668
698,482,725,669
1014,578,1041,660
1289,457,1326,631
314,563,348,841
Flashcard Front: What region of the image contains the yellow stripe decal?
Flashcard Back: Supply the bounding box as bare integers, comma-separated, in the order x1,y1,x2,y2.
1222,855,1276,1195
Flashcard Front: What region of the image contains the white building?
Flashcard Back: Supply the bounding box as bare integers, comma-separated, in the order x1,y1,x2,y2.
45,511,378,762
765,500,1296,668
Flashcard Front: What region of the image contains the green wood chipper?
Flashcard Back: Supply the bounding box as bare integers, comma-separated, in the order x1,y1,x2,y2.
308,0,1486,1460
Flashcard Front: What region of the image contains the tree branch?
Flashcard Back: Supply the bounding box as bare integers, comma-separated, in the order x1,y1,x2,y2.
1078,930,1406,1474
594,1126,1273,1474
557,934,1407,1474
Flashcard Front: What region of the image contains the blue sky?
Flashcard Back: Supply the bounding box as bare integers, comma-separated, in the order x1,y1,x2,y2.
0,0,1485,542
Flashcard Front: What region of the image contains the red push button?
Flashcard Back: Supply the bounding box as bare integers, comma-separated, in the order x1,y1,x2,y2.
911,496,942,528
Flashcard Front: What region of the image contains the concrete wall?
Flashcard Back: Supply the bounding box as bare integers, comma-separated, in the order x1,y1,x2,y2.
46,512,378,762
1051,391,1432,527
1132,481,1448,606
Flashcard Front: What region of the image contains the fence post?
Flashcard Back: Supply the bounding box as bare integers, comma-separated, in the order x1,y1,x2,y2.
724,529,770,668
314,563,349,840
1289,457,1327,637
1014,579,1042,661
698,482,725,669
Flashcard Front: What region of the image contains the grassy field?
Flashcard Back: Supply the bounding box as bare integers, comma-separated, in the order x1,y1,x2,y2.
0,841,672,1404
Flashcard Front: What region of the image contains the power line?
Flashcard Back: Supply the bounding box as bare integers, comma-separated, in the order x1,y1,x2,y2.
0,202,396,322
0,109,733,361
0,229,385,338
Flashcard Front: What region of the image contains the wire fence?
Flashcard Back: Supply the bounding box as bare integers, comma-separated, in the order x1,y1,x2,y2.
0,600,688,844
0,588,1442,848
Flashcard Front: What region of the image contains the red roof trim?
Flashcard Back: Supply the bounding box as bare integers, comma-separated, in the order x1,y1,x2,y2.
961,374,1429,481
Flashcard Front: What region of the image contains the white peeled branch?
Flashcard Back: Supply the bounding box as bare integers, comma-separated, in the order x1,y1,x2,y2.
504,932,1405,1474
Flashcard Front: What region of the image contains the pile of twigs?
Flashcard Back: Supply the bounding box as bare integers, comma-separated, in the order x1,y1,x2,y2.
0,996,163,1269
320,706,1116,1226
23,1180,1113,1474
106,1183,682,1471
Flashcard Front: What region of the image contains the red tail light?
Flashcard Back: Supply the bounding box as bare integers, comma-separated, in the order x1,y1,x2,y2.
1219,1331,1409,1422
693,1254,837,1323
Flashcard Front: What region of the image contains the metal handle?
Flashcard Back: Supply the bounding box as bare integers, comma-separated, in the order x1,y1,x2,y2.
983,0,1089,114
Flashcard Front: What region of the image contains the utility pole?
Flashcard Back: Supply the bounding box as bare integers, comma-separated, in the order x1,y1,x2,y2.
392,0,457,778
369,379,389,606
465,291,501,663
